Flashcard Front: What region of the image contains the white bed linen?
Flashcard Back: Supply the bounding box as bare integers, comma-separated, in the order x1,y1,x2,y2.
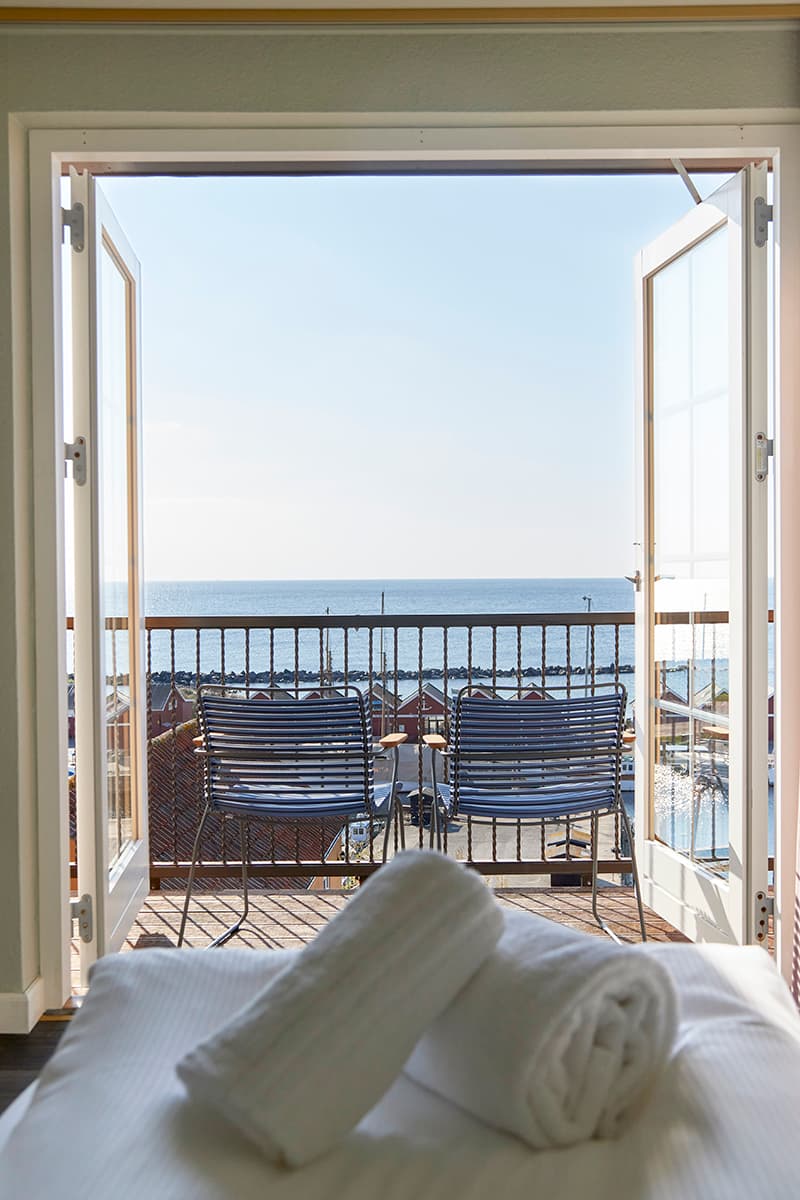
0,1085,35,1155
2,942,800,1199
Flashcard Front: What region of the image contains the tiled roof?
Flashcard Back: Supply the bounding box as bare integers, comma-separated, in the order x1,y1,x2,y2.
148,681,172,712
147,721,345,891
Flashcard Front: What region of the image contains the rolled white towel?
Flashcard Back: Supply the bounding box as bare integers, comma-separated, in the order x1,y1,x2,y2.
404,909,678,1149
177,849,503,1167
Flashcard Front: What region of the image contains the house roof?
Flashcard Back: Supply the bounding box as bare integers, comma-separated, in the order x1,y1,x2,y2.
106,686,130,719
149,682,176,712
304,687,348,700
693,681,730,709
364,682,401,710
396,682,446,714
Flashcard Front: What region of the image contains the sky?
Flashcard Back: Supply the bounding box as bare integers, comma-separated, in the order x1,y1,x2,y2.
88,170,731,582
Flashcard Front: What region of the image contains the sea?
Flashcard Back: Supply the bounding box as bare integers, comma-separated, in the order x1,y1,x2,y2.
145,576,634,620
141,576,637,691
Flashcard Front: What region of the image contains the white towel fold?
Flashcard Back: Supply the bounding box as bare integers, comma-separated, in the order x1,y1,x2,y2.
176,850,503,1167
404,909,678,1150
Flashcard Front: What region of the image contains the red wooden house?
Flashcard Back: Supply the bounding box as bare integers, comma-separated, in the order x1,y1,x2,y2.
392,683,448,742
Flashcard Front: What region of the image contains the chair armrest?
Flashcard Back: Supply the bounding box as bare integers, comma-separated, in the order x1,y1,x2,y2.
379,732,408,749
423,734,448,752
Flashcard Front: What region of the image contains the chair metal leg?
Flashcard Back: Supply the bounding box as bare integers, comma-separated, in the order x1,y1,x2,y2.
381,808,392,861
381,745,406,861
428,752,443,851
208,818,251,948
619,801,647,942
178,803,211,947
591,810,623,945
590,807,648,944
382,806,393,861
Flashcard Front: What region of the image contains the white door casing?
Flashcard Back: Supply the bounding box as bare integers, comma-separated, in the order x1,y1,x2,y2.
13,121,797,1029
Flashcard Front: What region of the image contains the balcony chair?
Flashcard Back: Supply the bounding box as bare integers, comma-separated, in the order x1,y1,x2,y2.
178,686,407,947
424,683,646,943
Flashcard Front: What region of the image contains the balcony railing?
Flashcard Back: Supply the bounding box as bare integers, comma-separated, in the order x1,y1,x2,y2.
139,610,637,887
68,607,767,888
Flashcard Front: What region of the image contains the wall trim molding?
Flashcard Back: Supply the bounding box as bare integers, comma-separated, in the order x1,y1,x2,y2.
0,977,45,1035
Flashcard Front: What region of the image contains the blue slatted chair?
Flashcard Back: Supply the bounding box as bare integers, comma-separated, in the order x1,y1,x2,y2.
424,683,646,942
178,686,406,947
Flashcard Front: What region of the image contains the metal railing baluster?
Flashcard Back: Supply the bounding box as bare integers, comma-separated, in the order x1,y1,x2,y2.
170,628,177,868
417,626,424,851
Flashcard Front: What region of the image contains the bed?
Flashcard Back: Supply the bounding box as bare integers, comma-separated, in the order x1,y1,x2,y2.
1,941,799,1198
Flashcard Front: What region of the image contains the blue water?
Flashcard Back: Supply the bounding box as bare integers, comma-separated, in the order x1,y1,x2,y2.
140,577,636,690
144,577,633,619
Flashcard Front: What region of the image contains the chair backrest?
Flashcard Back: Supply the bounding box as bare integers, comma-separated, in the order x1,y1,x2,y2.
452,684,626,819
198,686,373,812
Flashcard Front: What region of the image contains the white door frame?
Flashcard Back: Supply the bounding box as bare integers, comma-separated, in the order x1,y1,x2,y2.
16,114,800,1020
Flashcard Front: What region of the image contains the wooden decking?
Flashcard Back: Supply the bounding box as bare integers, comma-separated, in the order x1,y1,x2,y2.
70,885,687,993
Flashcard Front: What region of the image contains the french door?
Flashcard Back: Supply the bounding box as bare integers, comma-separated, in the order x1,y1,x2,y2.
634,165,770,945
70,171,149,982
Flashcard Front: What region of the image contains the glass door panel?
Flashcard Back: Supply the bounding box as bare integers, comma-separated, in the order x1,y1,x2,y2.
635,165,769,944
72,172,148,982
100,242,136,868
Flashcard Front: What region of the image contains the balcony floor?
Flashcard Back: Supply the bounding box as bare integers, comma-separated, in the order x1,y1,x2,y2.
71,886,688,995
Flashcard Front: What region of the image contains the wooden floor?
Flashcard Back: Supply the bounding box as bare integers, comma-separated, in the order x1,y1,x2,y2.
0,888,686,1117
71,884,686,992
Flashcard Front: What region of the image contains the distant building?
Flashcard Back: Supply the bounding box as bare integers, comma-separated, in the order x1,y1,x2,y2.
392,683,448,742
148,682,194,737
246,686,296,700
364,682,401,737
694,680,730,717
303,686,349,701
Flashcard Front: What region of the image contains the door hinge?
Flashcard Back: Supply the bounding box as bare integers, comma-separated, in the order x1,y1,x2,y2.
754,196,773,248
65,436,87,486
61,202,85,252
755,432,774,482
754,890,774,944
70,893,93,943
